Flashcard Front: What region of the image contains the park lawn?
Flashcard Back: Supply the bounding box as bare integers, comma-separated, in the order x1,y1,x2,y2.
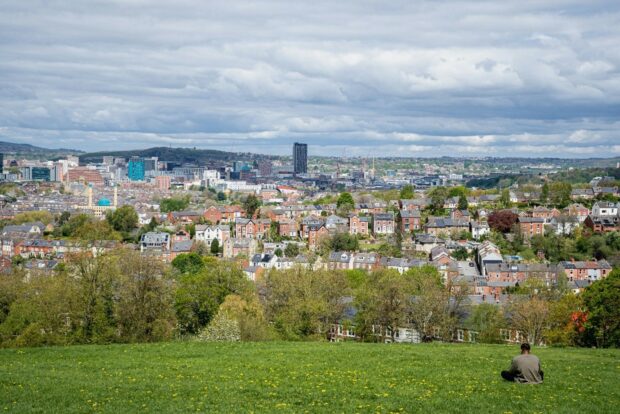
0,341,618,413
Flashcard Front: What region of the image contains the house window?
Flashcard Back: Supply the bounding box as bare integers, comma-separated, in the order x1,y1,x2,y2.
469,331,478,343
457,329,464,342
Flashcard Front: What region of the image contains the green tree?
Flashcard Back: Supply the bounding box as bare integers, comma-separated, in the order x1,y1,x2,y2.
243,194,261,217
274,248,283,258
106,205,139,233
57,211,71,226
259,268,349,340
545,293,582,346
541,182,549,204
284,243,299,258
581,269,620,347
217,191,226,201
114,250,176,342
171,252,205,274
500,188,511,208
428,187,448,213
210,239,220,255
400,185,414,200
337,192,355,212
160,196,190,213
549,182,572,207
457,194,468,210
174,261,253,335
329,233,359,251
451,247,469,261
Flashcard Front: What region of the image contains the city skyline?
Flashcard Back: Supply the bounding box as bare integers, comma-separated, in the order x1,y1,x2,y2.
1,1,619,157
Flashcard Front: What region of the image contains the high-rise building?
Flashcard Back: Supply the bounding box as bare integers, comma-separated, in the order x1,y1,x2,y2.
0,153,3,174
293,142,307,174
128,157,145,181
258,160,272,177
143,157,158,172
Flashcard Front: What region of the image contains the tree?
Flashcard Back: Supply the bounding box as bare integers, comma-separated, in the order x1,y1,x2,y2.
210,238,220,255
57,211,71,226
68,252,117,343
549,182,572,207
160,196,190,213
171,252,205,274
457,195,468,210
451,247,469,261
508,296,549,345
260,268,349,339
217,294,273,341
336,192,355,214
106,205,139,233
274,248,283,258
466,304,505,343
114,250,176,342
197,312,240,342
174,261,253,335
11,211,54,225
74,220,121,241
400,185,414,200
284,243,299,258
355,269,416,342
329,233,359,252
541,182,549,204
243,194,261,218
488,210,519,233
500,188,511,208
217,191,226,201
581,269,620,347
428,187,448,213
545,293,583,346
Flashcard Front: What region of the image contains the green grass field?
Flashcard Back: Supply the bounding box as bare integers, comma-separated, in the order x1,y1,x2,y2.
1,342,618,413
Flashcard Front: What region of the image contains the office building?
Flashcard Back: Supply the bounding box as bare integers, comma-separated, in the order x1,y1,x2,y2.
20,166,50,181
293,142,308,174
0,153,3,174
128,157,145,181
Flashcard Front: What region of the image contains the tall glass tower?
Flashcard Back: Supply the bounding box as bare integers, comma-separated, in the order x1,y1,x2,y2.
293,142,307,174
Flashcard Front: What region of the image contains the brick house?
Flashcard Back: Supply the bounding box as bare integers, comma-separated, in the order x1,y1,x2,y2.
349,215,370,236
565,203,590,223
373,212,395,235
558,260,612,282
278,219,299,238
203,206,223,224
518,217,545,238
308,224,329,251
400,210,421,232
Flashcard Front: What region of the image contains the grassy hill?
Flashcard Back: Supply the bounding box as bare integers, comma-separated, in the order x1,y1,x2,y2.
79,146,277,165
1,342,618,413
0,140,82,160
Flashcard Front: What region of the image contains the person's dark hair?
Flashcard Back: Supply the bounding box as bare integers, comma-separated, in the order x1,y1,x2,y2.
521,343,531,352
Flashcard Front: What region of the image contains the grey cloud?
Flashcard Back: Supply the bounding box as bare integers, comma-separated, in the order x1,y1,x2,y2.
0,0,619,157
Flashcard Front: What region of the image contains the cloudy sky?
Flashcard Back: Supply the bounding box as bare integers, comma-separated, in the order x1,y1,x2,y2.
1,1,619,157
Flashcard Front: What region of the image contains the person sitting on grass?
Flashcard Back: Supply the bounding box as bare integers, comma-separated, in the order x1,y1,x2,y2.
501,343,544,384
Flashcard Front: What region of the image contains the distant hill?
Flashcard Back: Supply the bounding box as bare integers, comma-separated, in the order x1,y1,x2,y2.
79,146,278,165
0,141,82,159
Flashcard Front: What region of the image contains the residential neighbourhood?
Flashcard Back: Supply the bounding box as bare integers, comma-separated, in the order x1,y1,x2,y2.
0,143,619,346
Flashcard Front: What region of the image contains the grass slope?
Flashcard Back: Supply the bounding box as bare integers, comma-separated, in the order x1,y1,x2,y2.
1,342,618,413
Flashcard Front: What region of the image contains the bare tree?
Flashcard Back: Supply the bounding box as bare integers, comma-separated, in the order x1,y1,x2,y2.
509,296,549,345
